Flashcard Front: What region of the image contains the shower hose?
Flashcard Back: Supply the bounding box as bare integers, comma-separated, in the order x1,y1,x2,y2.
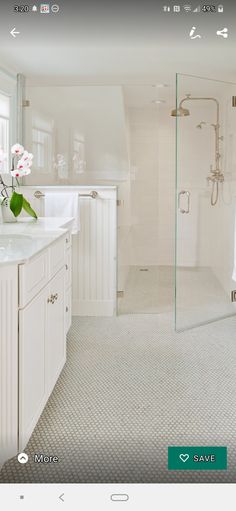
211,180,219,206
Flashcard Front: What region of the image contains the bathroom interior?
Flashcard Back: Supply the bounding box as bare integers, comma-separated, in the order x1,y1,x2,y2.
20,74,236,329
1,59,236,482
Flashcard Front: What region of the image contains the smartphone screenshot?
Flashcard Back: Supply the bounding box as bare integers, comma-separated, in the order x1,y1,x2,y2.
0,1,235,509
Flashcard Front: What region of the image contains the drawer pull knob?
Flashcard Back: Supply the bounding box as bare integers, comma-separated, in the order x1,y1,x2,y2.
65,264,68,270
66,238,69,244
66,306,69,312
47,293,58,304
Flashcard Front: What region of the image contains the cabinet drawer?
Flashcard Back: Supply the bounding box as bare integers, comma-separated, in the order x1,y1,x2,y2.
49,235,66,278
19,250,49,308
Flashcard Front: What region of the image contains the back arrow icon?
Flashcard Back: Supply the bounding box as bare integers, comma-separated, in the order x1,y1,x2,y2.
10,28,20,38
59,493,65,502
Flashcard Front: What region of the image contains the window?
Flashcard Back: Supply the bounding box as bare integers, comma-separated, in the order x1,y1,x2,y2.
32,113,53,173
0,92,10,173
72,134,86,174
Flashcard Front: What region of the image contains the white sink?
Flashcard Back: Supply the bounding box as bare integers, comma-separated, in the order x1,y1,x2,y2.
0,217,73,265
0,234,33,249
0,233,55,263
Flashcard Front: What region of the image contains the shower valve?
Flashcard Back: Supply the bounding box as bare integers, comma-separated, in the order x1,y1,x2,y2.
207,172,224,183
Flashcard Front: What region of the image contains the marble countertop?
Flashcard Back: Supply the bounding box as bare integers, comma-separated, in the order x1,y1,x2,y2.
0,217,74,265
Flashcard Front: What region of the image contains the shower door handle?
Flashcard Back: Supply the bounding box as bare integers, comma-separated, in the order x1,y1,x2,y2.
178,190,190,214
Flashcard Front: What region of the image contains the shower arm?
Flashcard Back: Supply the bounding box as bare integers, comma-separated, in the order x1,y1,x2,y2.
179,96,221,173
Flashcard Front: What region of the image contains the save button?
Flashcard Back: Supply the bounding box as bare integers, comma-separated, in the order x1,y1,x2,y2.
168,446,227,470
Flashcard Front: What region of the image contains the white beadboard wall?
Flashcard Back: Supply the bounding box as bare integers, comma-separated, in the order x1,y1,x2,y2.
0,265,18,467
21,186,117,316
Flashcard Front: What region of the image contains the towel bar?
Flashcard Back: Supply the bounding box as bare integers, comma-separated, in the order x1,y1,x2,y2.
34,190,98,199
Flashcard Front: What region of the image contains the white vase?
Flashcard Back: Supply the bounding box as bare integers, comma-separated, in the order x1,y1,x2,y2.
1,197,17,223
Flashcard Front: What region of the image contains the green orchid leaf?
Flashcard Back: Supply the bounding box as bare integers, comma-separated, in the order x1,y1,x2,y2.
22,196,38,219
10,191,23,217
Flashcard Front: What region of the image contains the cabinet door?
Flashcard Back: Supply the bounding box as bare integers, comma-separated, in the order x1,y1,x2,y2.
46,267,66,396
19,286,48,450
65,285,72,334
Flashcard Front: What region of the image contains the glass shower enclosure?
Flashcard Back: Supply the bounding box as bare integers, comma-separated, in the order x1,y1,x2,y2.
175,73,236,331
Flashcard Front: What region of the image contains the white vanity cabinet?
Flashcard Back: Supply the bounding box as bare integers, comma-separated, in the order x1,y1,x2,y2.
64,232,72,333
19,285,48,449
46,267,66,397
19,267,66,450
0,228,72,465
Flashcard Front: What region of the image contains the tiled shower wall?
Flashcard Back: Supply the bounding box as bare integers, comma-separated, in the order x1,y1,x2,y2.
126,106,175,267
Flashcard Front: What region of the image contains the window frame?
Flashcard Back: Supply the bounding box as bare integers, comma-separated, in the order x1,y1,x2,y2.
0,68,17,174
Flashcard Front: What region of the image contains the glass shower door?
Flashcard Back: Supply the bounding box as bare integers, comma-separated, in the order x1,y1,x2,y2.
175,73,236,331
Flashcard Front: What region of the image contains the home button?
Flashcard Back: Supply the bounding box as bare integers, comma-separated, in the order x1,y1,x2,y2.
110,494,129,502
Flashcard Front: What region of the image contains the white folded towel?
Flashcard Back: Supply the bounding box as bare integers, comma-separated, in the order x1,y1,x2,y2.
44,192,80,234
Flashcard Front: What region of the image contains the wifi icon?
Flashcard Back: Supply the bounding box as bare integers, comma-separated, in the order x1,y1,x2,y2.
184,4,192,11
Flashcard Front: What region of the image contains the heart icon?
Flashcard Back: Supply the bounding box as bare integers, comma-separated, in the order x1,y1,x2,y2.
179,453,189,463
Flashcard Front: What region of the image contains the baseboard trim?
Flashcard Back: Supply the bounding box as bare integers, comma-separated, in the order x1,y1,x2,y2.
72,300,115,316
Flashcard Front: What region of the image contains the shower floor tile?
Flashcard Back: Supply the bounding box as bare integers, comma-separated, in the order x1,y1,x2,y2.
118,265,174,314
119,266,235,326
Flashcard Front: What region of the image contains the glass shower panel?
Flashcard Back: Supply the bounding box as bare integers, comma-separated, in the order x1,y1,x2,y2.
175,73,236,331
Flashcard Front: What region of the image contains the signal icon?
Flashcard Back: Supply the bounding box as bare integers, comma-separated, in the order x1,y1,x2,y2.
193,5,200,12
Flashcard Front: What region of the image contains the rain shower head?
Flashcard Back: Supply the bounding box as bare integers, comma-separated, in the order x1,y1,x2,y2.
171,93,192,117
171,106,190,117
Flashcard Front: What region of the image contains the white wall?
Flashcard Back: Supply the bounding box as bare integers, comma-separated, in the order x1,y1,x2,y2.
125,105,175,267
128,107,159,266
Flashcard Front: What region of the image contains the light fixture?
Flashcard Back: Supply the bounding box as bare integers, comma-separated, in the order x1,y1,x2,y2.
152,84,169,88
152,99,166,104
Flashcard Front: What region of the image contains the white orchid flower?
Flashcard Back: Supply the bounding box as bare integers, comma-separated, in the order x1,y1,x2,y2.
11,168,22,177
21,150,34,162
21,167,31,176
11,143,24,155
17,157,33,170
11,166,31,177
16,151,34,171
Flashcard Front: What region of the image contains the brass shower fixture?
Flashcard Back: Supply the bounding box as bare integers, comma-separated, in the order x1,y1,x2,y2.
172,94,224,206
